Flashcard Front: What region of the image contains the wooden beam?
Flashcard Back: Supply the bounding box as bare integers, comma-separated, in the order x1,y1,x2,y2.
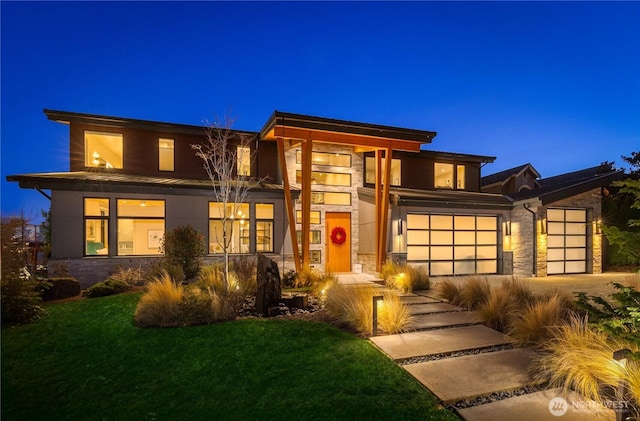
268,126,424,152
378,148,393,270
375,150,382,271
276,137,301,272
300,137,313,270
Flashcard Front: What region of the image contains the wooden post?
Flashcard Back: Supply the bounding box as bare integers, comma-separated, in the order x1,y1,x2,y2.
300,135,313,270
378,147,393,270
375,150,383,271
276,136,301,272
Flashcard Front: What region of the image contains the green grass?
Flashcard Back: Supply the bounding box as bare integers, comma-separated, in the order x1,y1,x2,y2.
2,293,456,420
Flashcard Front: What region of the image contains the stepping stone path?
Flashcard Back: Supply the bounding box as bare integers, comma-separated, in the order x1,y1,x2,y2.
370,289,616,421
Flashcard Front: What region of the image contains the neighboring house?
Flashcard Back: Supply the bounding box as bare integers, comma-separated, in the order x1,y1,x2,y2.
7,109,622,286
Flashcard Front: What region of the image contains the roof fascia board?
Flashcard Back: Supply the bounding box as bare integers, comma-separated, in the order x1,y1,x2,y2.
260,110,436,144
44,109,257,137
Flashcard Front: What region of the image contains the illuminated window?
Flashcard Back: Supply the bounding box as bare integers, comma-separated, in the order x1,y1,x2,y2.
117,199,164,256
296,150,351,167
296,170,351,186
159,138,174,171
85,131,123,169
311,192,351,205
297,230,321,244
296,210,321,224
209,202,250,254
84,198,109,256
256,203,274,253
457,165,466,189
365,157,402,186
309,250,321,264
237,146,251,177
434,163,454,189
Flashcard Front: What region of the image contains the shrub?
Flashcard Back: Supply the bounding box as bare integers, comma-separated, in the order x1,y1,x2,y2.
231,256,256,295
162,225,206,281
378,292,414,334
382,263,429,293
536,315,640,405
85,279,130,298
500,277,534,306
109,266,145,288
281,269,297,288
436,279,463,306
1,275,48,325
478,287,516,332
508,294,572,346
134,272,184,327
146,260,185,285
197,264,227,292
575,282,640,345
405,265,430,291
42,278,81,301
459,276,492,310
324,284,412,335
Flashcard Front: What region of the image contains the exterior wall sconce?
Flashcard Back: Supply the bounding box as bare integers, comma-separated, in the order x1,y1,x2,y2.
372,295,384,336
540,217,547,235
613,349,631,421
505,220,511,236
594,219,602,235
397,219,404,235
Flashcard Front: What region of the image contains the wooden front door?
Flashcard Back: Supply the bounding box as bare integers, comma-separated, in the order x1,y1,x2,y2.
326,212,351,273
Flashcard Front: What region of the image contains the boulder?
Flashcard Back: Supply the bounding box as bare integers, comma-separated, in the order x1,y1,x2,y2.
255,254,282,316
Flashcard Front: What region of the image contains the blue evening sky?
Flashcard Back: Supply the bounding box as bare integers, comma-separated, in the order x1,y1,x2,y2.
2,1,639,223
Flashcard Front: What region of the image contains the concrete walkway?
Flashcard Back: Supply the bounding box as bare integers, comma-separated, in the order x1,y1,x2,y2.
333,275,619,421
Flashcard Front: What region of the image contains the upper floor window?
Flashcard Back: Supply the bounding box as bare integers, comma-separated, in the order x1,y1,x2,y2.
85,131,123,169
435,163,466,190
237,146,251,176
296,150,351,167
159,138,174,171
365,157,401,186
296,170,351,186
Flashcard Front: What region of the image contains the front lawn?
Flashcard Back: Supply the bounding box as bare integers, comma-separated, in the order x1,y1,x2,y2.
2,293,456,420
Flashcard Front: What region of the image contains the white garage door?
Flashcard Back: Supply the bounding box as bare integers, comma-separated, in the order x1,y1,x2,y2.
406,213,498,276
547,208,587,275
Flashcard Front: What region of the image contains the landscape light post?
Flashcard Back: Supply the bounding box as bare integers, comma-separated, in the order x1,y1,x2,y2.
372,295,384,336
613,348,631,421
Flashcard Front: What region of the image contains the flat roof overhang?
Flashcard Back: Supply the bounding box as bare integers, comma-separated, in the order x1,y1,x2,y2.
260,111,436,152
6,172,298,199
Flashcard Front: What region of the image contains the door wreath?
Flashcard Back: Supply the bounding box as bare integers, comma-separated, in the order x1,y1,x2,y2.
330,226,347,245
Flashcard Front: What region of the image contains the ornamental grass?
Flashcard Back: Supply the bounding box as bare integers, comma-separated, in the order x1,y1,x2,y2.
535,315,640,406
324,284,412,335
508,293,572,346
134,272,184,327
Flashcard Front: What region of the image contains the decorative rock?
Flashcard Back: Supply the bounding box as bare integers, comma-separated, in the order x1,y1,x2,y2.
268,304,291,317
255,253,282,317
281,294,309,309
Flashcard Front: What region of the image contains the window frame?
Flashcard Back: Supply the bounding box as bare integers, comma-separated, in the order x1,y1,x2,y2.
434,162,466,190
84,197,110,256
116,199,165,256
84,130,123,169
158,138,175,172
208,202,251,254
255,203,274,253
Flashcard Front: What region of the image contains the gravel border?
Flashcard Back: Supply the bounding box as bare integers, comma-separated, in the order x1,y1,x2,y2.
449,383,549,409
398,343,515,365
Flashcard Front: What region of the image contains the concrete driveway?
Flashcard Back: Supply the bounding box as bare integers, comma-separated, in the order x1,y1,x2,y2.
431,272,639,299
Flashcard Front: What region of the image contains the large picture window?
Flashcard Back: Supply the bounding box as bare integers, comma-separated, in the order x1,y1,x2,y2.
85,131,123,169
117,199,164,255
84,198,109,255
209,202,250,254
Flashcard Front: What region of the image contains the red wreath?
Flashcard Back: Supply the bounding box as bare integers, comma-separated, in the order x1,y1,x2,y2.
330,226,347,245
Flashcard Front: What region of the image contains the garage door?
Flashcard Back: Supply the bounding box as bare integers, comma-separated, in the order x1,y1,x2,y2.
547,208,587,274
406,213,498,276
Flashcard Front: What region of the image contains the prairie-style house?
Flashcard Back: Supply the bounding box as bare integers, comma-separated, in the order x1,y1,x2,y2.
7,109,621,287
